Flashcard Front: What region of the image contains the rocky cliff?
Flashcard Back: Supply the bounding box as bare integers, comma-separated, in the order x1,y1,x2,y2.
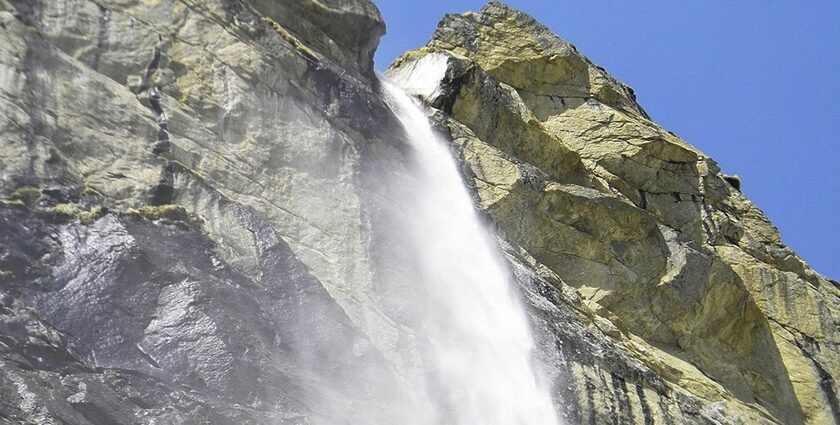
0,0,837,424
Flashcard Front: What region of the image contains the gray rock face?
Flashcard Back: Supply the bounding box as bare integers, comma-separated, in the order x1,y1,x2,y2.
0,0,410,422
0,1,837,424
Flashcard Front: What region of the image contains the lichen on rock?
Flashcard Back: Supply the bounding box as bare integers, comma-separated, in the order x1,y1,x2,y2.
389,2,840,424
0,0,837,424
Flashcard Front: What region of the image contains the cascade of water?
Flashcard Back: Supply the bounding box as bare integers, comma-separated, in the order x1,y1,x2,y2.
380,69,559,425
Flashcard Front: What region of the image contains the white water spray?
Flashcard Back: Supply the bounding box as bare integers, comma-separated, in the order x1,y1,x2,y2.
380,58,559,425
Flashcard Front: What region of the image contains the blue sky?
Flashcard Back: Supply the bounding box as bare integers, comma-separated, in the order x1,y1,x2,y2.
374,1,840,280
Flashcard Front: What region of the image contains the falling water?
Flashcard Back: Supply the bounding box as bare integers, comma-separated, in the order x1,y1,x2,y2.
379,63,559,425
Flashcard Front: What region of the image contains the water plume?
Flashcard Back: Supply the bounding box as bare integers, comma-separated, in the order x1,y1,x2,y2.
378,60,559,425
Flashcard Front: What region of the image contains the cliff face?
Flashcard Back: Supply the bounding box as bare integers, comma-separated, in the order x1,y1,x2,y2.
0,0,407,423
0,0,837,424
389,4,840,424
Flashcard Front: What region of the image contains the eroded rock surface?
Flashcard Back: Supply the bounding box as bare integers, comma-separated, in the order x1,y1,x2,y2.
389,3,840,424
0,0,837,424
0,0,412,423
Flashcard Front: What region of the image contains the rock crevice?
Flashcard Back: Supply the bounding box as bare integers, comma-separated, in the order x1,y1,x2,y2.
388,3,838,424
0,1,837,424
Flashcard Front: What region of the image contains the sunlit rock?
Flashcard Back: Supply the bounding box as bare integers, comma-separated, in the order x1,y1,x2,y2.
390,2,840,424
0,0,837,424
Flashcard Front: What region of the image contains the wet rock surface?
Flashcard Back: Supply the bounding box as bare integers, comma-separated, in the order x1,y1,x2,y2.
0,0,405,422
0,202,404,423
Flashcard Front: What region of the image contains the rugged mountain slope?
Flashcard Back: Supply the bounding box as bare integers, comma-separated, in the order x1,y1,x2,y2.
0,0,836,424
0,0,414,423
388,3,840,424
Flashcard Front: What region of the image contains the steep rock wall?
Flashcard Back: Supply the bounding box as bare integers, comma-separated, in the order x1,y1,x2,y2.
0,0,836,424
0,0,416,423
388,3,840,424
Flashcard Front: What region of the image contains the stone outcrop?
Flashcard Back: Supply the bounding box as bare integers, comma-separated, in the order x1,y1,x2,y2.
0,0,836,424
0,0,411,423
388,3,840,424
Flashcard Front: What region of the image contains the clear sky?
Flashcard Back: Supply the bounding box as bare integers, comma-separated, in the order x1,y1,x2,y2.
373,1,840,280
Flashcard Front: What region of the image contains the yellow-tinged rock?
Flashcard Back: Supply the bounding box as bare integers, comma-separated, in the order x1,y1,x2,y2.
390,2,839,423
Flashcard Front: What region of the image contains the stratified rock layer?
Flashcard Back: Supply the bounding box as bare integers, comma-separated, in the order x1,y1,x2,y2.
0,0,837,424
0,0,413,423
389,3,840,424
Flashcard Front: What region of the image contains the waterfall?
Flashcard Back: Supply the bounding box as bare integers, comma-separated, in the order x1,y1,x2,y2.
379,69,559,425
